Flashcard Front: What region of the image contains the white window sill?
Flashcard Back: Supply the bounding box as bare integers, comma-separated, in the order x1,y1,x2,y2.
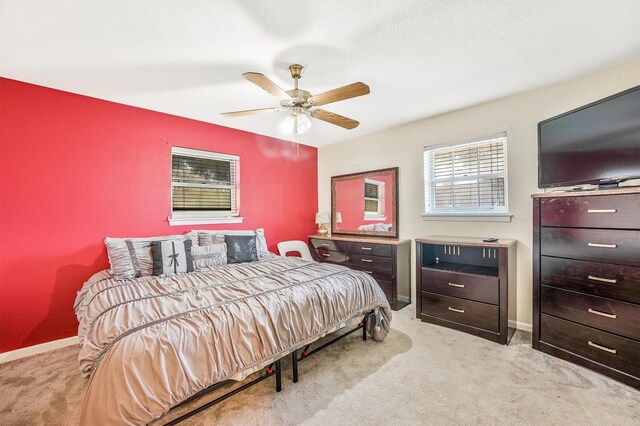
422,213,512,222
364,215,387,221
169,216,244,226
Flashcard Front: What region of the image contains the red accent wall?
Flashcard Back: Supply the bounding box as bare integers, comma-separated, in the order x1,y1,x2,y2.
0,77,318,353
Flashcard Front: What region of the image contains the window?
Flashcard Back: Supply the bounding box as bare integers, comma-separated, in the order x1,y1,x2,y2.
169,147,241,225
423,133,509,219
364,178,386,220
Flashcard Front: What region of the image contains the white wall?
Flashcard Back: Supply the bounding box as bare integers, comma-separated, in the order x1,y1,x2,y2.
318,60,640,327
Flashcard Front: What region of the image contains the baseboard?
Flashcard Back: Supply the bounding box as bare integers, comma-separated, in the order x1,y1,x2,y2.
0,335,79,364
509,320,532,332
397,295,411,304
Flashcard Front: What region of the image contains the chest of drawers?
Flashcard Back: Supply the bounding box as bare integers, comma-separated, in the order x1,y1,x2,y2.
416,236,518,345
533,189,640,389
308,235,411,310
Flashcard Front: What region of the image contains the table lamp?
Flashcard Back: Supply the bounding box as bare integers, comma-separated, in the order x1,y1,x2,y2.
315,212,330,235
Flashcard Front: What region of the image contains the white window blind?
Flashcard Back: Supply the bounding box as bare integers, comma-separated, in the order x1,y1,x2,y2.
171,147,240,221
364,178,386,220
424,133,508,215
364,181,380,213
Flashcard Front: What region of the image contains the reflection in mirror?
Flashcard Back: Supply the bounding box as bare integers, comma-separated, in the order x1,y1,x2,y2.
331,167,398,238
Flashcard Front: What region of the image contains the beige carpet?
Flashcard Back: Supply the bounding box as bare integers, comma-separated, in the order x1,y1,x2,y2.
1,305,639,425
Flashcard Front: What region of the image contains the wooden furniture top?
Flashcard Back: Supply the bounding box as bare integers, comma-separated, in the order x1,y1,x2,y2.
309,234,411,245
415,235,517,248
531,186,640,198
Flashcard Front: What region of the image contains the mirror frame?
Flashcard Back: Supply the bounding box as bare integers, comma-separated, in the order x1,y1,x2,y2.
331,167,399,238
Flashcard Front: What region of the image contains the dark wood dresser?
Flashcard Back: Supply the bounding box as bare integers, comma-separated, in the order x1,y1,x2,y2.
308,235,411,310
416,236,517,345
532,188,640,389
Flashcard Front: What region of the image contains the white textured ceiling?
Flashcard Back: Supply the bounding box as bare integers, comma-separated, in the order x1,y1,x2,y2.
1,0,639,147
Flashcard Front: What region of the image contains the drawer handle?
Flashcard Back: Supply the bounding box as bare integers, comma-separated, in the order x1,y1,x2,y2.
587,209,617,213
448,307,465,314
362,270,373,274
361,247,372,250
588,341,617,354
587,243,617,249
362,259,373,263
322,243,331,246
588,275,618,284
322,253,331,257
448,282,465,288
588,308,617,319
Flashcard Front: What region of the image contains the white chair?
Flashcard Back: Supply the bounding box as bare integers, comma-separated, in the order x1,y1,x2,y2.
277,240,313,261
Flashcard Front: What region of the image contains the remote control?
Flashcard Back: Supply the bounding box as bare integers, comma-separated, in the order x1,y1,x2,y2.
482,237,499,242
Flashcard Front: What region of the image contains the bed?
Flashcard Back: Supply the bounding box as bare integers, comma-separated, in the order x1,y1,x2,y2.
74,254,391,425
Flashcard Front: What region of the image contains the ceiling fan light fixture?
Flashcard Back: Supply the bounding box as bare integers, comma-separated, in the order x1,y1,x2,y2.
220,64,369,133
280,112,311,135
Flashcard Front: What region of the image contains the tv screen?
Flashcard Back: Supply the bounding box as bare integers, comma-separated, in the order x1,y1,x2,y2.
538,85,640,188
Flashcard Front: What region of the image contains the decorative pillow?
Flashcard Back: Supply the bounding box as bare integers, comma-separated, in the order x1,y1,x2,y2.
105,235,188,280
225,235,258,264
195,228,269,258
191,243,227,270
197,229,254,246
150,239,194,276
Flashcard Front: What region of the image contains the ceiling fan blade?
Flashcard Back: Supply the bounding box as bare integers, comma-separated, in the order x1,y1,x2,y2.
219,107,287,117
309,82,370,107
311,109,360,130
243,72,291,101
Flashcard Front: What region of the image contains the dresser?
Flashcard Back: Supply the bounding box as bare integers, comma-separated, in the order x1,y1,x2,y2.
308,235,411,310
532,188,640,389
416,236,517,345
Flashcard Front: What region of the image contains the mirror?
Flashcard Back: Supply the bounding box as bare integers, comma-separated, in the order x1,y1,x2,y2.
331,167,398,238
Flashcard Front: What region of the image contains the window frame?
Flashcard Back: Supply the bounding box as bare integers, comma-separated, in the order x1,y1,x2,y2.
363,178,387,221
423,133,511,222
169,146,243,226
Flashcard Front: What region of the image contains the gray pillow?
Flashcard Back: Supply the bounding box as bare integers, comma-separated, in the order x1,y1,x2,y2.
191,243,227,270
226,235,258,264
194,228,269,258
105,235,187,280
151,239,194,276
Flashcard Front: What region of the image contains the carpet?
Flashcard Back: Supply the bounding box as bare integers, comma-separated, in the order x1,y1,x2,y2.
1,305,638,425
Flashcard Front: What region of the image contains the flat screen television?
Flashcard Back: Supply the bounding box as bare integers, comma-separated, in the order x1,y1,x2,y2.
538,85,640,188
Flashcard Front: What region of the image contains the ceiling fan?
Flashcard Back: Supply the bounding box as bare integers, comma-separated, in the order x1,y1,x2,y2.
219,64,370,134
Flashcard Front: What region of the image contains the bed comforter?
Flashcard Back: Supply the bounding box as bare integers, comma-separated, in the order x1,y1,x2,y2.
74,256,391,425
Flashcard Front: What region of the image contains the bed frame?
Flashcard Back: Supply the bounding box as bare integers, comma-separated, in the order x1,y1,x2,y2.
291,311,372,383
162,310,373,424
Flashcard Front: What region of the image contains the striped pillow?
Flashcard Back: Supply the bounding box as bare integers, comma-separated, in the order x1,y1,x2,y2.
105,235,188,280
150,239,194,276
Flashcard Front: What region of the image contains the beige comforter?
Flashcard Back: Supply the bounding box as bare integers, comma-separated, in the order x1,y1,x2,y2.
74,256,391,425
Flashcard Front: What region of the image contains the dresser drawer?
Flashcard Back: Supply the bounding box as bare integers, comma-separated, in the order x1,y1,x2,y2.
348,254,393,271
541,194,640,229
349,242,392,257
350,265,393,283
541,286,640,341
314,248,348,265
421,268,498,305
309,238,348,252
421,292,498,332
541,256,640,304
541,314,640,379
541,227,640,267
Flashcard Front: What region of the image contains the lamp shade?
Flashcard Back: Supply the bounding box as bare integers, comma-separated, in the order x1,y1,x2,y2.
315,212,330,224
335,212,342,223
281,113,312,134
